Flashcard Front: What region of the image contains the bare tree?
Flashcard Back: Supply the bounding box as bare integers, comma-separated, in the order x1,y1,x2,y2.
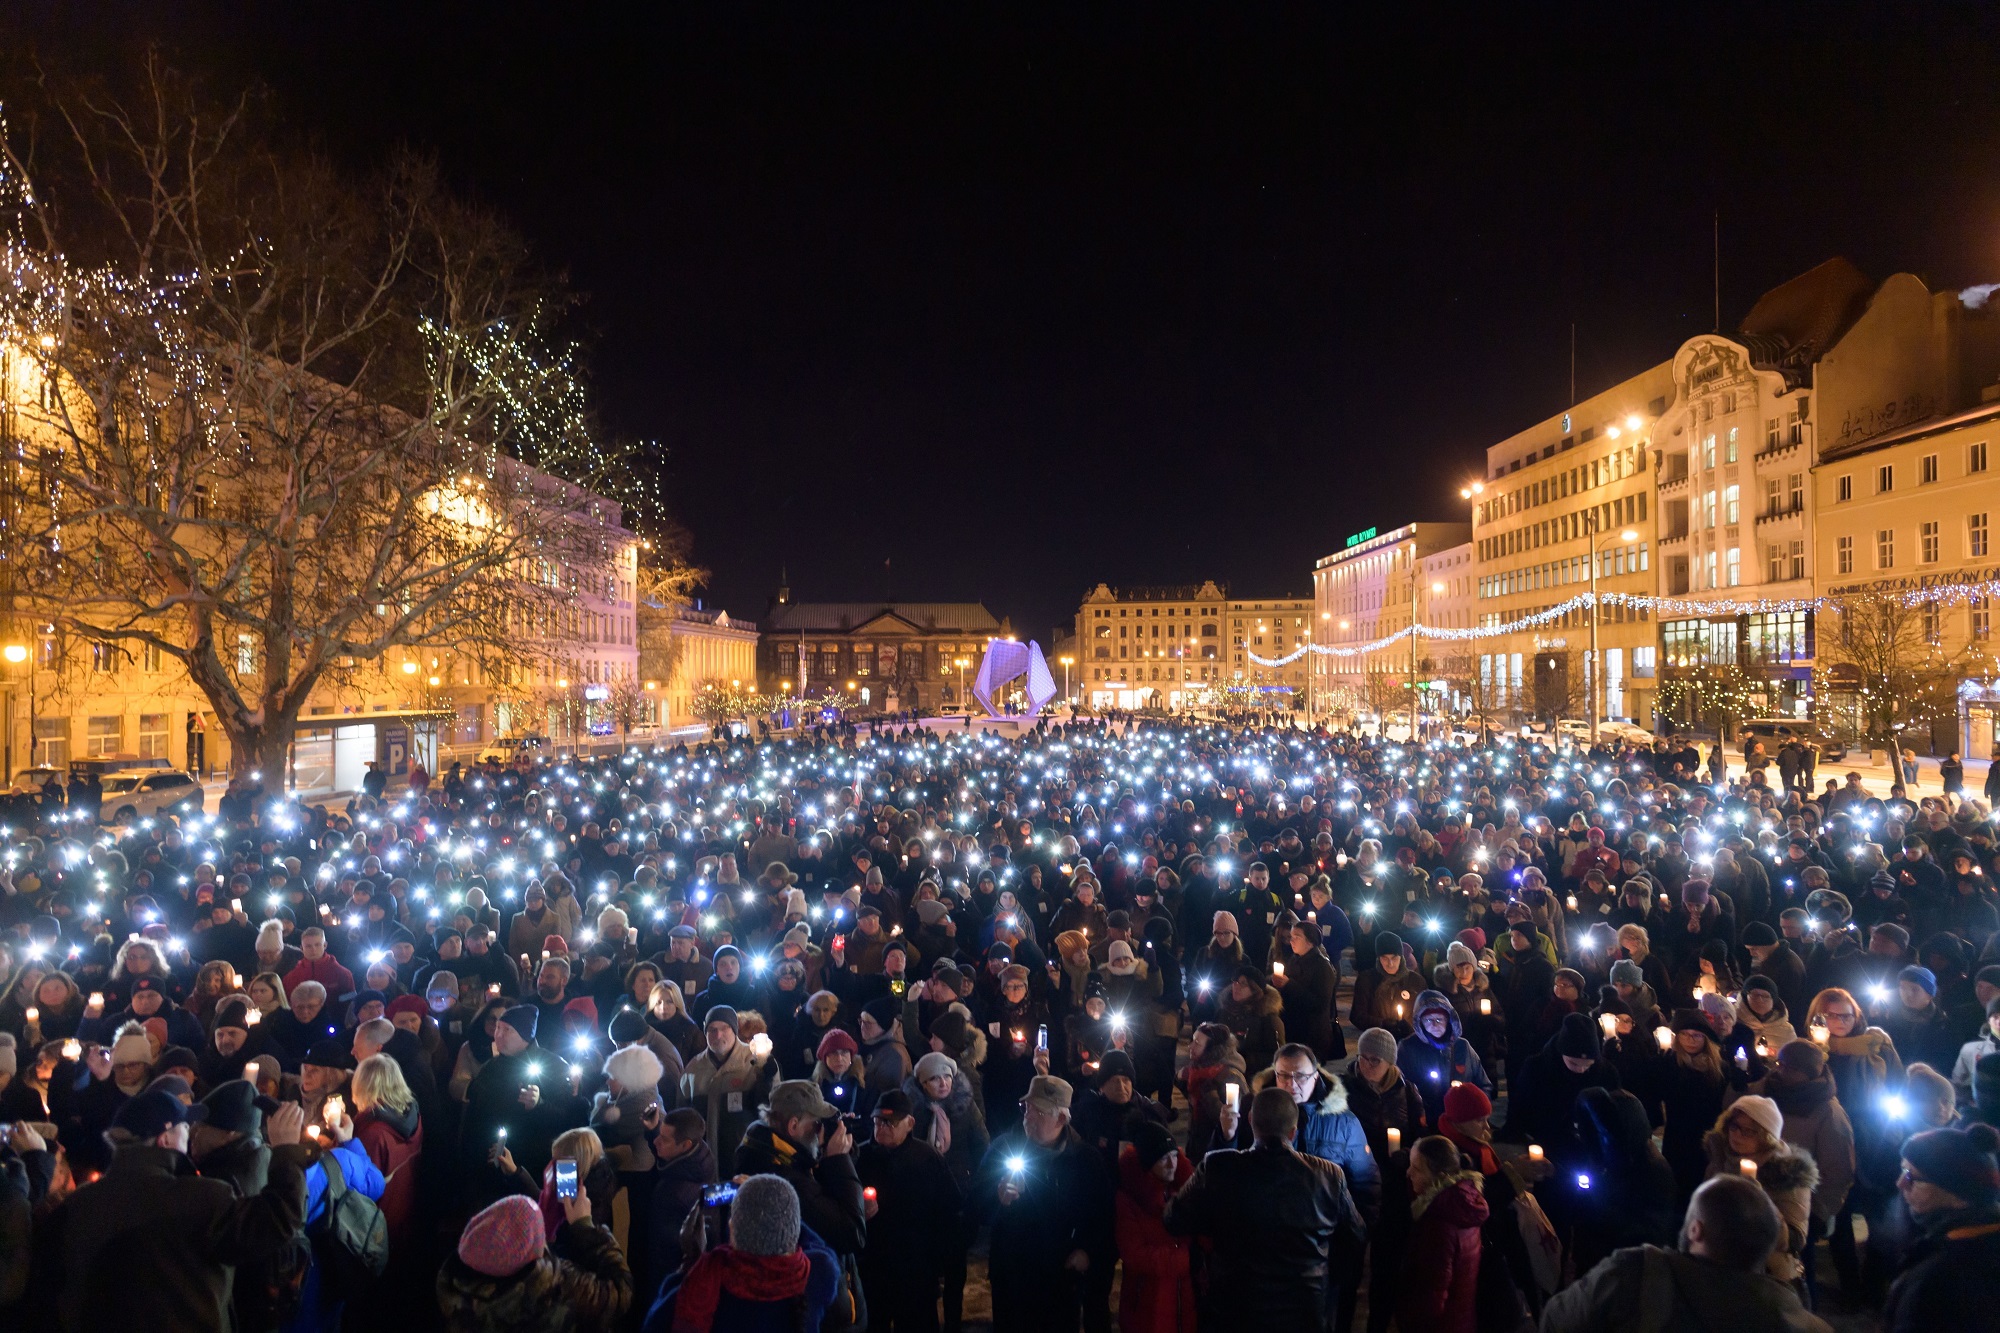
1819,596,1959,745
1452,666,1506,739
1531,649,1585,724
0,58,691,778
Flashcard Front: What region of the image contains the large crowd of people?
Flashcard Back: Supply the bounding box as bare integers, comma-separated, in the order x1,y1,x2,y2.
0,718,1997,1332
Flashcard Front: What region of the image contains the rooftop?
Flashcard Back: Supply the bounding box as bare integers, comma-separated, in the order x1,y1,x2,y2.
763,602,1003,633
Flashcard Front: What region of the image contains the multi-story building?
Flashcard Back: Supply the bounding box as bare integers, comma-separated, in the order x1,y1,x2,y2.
1311,523,1470,725
1071,583,1312,711
1650,261,1874,728
760,589,1009,714
1810,270,2000,753
1225,594,1314,704
1470,363,1674,728
1075,582,1227,712
0,339,643,787
638,604,760,731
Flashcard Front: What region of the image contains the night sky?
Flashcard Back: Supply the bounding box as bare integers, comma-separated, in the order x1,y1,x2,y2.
12,4,2000,639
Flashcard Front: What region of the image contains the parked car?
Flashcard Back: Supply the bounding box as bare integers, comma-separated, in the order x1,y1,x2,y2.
1740,717,1847,762
67,754,173,780
476,734,548,765
97,769,205,824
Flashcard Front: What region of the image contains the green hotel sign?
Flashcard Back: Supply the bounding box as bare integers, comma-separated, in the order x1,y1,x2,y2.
1344,526,1378,549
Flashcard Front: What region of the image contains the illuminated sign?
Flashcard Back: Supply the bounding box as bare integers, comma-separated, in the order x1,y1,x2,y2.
1344,527,1378,549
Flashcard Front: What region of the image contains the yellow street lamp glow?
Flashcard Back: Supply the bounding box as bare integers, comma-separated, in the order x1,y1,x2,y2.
1431,582,1446,594
401,661,418,674
1620,529,1638,542
1607,425,1621,438
1625,414,1642,431
2,644,24,664
427,676,441,687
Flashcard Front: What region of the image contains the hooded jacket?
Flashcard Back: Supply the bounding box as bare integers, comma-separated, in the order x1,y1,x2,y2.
1396,1168,1489,1333
1395,989,1494,1124
1249,1063,1381,1216
1567,1087,1680,1277
1114,1145,1197,1333
1701,1128,1818,1281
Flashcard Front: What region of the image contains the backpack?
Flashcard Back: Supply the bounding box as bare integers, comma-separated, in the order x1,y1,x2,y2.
309,1151,390,1295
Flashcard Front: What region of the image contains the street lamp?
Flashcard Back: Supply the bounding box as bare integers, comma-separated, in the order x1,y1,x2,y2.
1058,654,1074,703
3,642,25,780
1586,517,1642,749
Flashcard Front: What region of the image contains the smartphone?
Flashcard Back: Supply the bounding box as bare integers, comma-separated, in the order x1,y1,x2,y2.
1036,1024,1049,1051
703,1181,738,1207
554,1157,578,1201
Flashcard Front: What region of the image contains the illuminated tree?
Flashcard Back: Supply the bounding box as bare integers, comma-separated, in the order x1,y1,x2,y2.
1818,597,1960,745
690,680,756,727
0,58,693,778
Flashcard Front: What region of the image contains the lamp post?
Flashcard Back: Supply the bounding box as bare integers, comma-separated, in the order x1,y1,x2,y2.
1586,516,1642,750
3,641,26,780
1058,654,1074,705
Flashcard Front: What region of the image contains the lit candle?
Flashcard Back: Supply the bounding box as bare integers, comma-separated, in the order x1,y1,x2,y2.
1755,1039,1770,1057
1809,1018,1829,1046
1739,1158,1758,1180
1566,894,1579,912
1386,1127,1401,1151
1599,1013,1617,1040
87,992,105,1012
1395,1003,1404,1018
24,1007,38,1024
1479,998,1492,1015
1225,1083,1240,1112
1655,1026,1674,1050
245,1007,262,1026
1528,1144,1544,1162
62,1038,82,1060
1272,961,1286,977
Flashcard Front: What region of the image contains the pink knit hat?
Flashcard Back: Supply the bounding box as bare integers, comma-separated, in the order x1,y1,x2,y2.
458,1195,546,1277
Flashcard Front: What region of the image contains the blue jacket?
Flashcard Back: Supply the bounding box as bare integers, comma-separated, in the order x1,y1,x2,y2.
643,1223,842,1333
1396,989,1493,1123
1248,1064,1381,1214
282,1140,386,1333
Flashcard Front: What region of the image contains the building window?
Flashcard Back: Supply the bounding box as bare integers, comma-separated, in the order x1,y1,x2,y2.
1837,535,1853,575
1923,603,1942,645
86,715,121,757
1767,544,1786,583
1971,512,1990,559
1703,435,1716,470
1790,539,1806,581
1878,464,1894,493
1920,453,1939,484
1704,490,1718,529
1723,485,1740,524
1788,473,1803,510
1726,427,1739,463
141,641,163,673
1837,474,1853,503
1634,645,1657,678
1922,520,1941,563
90,641,117,674
1725,547,1741,587
1876,528,1895,570
1766,418,1780,449
138,714,169,758
1977,597,1992,641
1971,441,1989,474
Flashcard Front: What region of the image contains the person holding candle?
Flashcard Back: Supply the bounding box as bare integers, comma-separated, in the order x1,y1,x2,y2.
1656,1009,1733,1201
1275,921,1340,1063
1396,991,1492,1127
1341,1027,1427,1173
1502,1012,1620,1168
1393,1133,1490,1333
1214,964,1285,1076
1703,1094,1818,1285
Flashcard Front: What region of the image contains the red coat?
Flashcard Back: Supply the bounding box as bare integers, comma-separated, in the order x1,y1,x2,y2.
284,953,356,999
353,1107,424,1248
1397,1172,1489,1333
1114,1145,1196,1333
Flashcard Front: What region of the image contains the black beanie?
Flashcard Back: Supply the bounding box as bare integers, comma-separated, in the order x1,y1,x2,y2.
1556,1010,1601,1059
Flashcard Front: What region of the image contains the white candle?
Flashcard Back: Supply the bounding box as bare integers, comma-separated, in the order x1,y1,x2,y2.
1528,1144,1544,1162
1386,1127,1401,1151
24,1007,38,1024
1479,998,1492,1015
1225,1083,1240,1112
1599,1013,1617,1039
1740,1158,1758,1180
1655,1026,1674,1050
1272,961,1286,977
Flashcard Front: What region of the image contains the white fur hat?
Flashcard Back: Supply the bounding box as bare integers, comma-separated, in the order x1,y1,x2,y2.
604,1043,664,1093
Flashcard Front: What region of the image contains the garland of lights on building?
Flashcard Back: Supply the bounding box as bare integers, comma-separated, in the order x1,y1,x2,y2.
1249,582,2000,667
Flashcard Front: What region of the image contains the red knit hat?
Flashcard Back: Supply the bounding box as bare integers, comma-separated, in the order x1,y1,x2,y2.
816,1028,860,1060
542,934,570,956
563,996,600,1030
458,1195,545,1277
385,994,429,1020
1441,1082,1492,1124
1456,928,1487,952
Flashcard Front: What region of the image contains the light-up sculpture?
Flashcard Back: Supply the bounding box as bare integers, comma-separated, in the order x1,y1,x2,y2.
970,639,1058,719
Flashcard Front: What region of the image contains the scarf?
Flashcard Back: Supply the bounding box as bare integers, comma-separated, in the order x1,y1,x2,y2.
1826,1030,1890,1084
672,1246,812,1333
927,1101,953,1155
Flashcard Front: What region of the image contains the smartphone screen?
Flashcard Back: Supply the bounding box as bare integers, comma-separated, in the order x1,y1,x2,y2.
1036,1024,1049,1051
554,1157,578,1201
703,1181,738,1207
